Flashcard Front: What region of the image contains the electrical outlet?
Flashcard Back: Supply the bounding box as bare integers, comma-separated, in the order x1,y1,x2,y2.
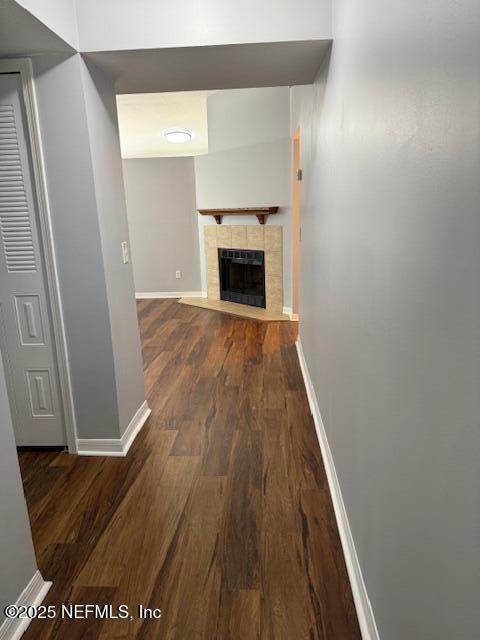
121,241,129,264
175,270,182,279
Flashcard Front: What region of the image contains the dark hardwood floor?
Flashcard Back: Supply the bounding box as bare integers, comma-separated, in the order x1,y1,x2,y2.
19,299,361,639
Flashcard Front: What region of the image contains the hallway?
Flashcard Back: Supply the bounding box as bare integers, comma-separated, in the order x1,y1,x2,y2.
19,300,360,639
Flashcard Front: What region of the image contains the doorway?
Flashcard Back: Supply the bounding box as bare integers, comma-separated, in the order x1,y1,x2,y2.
291,128,301,320
0,62,75,449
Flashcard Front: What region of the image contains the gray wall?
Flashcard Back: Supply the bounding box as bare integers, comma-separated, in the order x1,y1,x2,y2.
123,158,201,294
291,0,480,638
15,0,78,49
33,53,145,439
0,358,38,623
194,87,292,307
33,54,120,439
80,58,145,436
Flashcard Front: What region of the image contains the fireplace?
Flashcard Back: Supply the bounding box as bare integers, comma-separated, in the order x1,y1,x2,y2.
204,226,282,313
218,248,266,308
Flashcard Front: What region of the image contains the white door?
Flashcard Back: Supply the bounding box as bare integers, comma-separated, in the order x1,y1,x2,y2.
0,72,65,446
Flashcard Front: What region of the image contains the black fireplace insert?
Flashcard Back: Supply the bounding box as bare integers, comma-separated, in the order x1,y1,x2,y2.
218,248,266,308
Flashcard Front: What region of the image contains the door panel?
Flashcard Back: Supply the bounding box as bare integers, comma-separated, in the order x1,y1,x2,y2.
15,295,45,345
0,72,65,446
26,369,55,416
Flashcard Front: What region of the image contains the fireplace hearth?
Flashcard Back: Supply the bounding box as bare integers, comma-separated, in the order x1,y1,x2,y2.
218,248,266,308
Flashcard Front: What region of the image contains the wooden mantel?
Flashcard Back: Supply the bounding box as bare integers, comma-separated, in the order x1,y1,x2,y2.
198,206,279,225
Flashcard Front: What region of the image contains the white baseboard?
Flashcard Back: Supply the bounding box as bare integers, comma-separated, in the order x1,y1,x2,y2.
282,306,299,321
136,291,203,299
0,570,51,640
77,400,151,457
295,338,380,640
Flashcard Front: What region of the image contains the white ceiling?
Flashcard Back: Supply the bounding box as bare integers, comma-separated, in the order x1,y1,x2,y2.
116,91,210,159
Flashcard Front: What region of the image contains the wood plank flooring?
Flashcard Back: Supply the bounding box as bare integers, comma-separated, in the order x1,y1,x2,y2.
18,299,361,639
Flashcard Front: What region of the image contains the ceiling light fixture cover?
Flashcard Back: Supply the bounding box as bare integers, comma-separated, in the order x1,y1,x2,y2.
163,127,192,143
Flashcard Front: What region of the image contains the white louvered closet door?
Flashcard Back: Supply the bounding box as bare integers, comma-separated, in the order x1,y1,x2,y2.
0,73,65,446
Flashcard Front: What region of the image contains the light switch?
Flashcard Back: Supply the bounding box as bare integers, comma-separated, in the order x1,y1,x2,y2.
122,241,129,264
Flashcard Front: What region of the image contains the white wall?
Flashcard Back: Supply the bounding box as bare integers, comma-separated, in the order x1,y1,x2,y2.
291,0,480,638
123,158,201,294
194,87,292,306
75,0,331,52
0,358,38,624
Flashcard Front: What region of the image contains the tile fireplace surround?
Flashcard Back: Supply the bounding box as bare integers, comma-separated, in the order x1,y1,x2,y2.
204,225,283,312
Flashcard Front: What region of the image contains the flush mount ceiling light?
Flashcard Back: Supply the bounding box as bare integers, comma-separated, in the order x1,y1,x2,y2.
163,127,192,143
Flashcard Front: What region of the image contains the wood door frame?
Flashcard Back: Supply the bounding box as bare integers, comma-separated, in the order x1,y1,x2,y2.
0,58,77,453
